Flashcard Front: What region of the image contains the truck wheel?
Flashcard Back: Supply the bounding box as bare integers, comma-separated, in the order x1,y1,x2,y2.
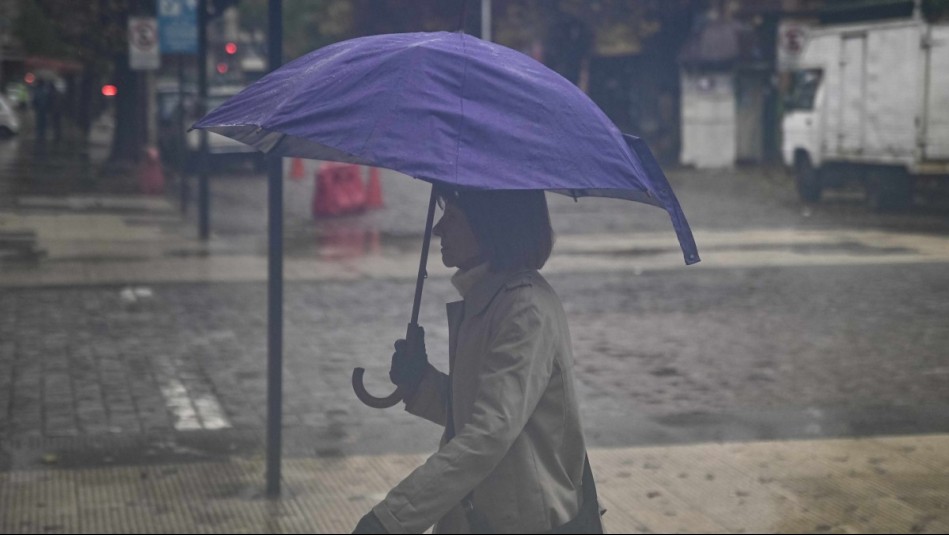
865,167,914,212
794,154,822,203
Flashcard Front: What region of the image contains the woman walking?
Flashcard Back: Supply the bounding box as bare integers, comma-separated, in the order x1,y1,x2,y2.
353,187,602,534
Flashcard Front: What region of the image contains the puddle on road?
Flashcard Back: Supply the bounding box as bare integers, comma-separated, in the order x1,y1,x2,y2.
45,254,151,263
283,227,423,260
726,241,915,256
0,230,43,262
647,403,949,445
564,240,917,258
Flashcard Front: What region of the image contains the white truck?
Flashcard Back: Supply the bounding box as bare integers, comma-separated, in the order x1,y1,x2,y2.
782,18,949,209
157,83,264,171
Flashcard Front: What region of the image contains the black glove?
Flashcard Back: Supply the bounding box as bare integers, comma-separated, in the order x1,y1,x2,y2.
389,324,427,396
352,511,388,534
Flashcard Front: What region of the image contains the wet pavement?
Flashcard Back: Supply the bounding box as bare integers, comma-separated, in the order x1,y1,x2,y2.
3,434,948,533
2,116,949,532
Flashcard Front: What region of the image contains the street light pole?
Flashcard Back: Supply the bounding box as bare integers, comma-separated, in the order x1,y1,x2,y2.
198,0,211,240
265,0,284,500
481,0,491,42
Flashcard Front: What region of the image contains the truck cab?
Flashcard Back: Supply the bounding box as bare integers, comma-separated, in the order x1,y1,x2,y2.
781,19,949,210
782,68,825,202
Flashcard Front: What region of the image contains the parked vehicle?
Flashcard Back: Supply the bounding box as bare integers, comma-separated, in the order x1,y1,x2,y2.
4,82,31,111
782,18,949,210
0,94,21,136
157,83,264,171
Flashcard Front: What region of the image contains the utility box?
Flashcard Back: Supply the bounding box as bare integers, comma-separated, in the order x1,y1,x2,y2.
782,18,949,209
681,72,737,169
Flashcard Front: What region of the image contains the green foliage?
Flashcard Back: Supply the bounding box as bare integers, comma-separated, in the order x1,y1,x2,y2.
239,0,468,61
18,0,130,71
237,0,667,66
15,0,69,57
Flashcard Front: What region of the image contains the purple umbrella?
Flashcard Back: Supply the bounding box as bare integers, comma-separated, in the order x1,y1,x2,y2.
194,30,700,408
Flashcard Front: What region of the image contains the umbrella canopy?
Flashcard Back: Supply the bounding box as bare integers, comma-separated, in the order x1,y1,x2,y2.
195,31,699,265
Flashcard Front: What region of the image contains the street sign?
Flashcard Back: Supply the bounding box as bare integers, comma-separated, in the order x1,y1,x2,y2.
159,0,198,54
778,21,811,72
129,17,161,70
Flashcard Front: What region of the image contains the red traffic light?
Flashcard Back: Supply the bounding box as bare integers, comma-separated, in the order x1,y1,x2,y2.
102,85,118,97
225,42,238,55
216,63,229,74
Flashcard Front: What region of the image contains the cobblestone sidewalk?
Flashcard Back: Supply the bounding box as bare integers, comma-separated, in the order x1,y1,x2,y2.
2,434,947,534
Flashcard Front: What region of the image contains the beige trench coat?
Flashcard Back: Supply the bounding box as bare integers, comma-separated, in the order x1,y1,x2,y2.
372,269,587,534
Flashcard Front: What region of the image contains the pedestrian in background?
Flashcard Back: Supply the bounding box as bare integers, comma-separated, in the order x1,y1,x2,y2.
49,82,63,143
32,80,51,153
353,187,603,534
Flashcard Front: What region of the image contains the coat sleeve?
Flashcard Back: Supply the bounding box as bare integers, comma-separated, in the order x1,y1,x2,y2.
403,364,449,427
373,288,556,534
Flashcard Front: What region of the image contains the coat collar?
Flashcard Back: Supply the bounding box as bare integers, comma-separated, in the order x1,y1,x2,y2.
450,262,491,298
463,269,533,318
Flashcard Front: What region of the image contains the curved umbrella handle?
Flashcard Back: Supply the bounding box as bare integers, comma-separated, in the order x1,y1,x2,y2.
352,187,438,410
352,368,405,409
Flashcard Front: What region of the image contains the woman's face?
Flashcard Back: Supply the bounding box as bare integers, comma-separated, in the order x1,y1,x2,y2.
433,201,484,270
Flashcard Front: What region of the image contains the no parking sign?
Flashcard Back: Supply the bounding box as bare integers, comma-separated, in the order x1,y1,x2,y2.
778,21,811,71
129,17,161,70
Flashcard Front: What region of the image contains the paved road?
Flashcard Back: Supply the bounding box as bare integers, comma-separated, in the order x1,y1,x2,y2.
2,158,949,464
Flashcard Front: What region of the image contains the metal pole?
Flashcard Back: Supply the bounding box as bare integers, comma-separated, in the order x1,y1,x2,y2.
265,0,283,500
198,0,210,240
481,0,491,42
178,55,188,214
457,0,468,31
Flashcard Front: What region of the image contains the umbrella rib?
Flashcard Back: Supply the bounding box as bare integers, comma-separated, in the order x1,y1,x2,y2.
357,47,421,161
260,132,287,154
452,33,472,186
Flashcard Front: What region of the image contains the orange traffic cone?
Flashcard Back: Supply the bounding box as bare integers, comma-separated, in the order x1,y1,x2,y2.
365,166,384,208
290,157,305,181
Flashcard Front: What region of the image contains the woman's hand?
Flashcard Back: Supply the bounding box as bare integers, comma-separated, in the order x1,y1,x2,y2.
352,511,388,534
389,325,427,397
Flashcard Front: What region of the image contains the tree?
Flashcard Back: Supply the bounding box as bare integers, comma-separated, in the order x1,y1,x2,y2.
234,1,705,164
238,0,470,62
14,0,70,58
18,0,143,163
238,0,667,87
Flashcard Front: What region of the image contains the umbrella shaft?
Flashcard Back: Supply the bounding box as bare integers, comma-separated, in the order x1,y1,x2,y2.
410,186,438,326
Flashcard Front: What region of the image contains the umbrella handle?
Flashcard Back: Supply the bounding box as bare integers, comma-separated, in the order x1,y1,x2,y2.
352,368,405,409
352,186,439,410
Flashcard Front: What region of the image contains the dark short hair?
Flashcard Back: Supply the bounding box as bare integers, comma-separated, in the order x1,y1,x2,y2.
436,186,554,272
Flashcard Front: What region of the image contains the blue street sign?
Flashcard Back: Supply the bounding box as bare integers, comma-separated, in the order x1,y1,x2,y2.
159,0,198,54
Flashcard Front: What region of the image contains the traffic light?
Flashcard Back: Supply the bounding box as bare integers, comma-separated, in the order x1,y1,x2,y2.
214,41,239,80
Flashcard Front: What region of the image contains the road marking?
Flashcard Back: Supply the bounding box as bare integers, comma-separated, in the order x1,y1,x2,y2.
192,395,231,430
158,379,202,430
158,378,231,431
